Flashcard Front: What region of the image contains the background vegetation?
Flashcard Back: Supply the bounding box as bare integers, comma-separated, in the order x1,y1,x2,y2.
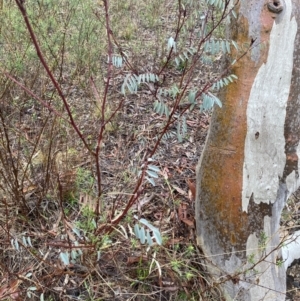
1,0,298,300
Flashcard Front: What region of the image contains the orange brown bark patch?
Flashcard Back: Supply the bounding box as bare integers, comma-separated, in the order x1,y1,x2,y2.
197,3,277,254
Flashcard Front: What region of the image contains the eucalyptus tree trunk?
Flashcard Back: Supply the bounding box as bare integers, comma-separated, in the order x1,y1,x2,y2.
196,0,300,300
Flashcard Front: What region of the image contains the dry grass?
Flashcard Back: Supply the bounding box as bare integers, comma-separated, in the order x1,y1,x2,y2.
0,1,220,299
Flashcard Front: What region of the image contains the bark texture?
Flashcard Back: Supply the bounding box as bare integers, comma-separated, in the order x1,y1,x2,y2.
196,1,300,300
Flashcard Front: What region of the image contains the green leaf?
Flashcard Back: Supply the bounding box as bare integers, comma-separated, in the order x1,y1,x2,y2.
213,95,222,107
183,51,189,60
139,218,150,227
137,218,162,246
140,226,146,244
226,40,231,53
121,83,126,95
134,224,140,237
60,252,70,265
146,230,153,246
148,165,160,172
145,176,156,186
146,169,159,178
153,100,160,112
211,40,215,54
187,47,196,55
177,127,183,143
204,41,210,52
28,287,37,291
153,229,162,245
231,9,237,18
92,218,97,229
232,40,239,51
112,55,123,68
218,80,223,89
221,40,226,53
215,40,220,53
168,37,176,52
188,90,197,103
164,104,170,117
182,116,187,133
72,228,81,238
27,237,33,247
159,102,165,115
14,239,20,251
190,103,196,111
71,250,78,260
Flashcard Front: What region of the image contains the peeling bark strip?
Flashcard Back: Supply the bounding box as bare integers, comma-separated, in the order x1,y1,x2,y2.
196,1,300,300
242,1,297,211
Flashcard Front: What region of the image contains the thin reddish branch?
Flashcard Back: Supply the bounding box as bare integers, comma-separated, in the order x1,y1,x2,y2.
14,0,92,154
150,0,243,157
3,72,68,122
157,0,186,78
98,0,243,230
93,0,114,218
12,0,243,235
101,170,146,233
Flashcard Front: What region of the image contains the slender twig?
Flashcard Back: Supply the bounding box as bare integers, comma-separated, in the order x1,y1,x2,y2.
2,72,68,122
92,0,114,218
14,0,92,154
97,0,243,230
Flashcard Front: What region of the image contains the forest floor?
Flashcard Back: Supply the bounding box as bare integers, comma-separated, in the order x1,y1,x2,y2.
0,1,300,300
0,1,218,300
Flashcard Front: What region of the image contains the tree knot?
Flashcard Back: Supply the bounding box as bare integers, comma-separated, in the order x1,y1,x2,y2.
267,0,284,14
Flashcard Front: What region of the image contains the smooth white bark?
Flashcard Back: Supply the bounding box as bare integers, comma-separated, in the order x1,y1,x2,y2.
282,230,300,270
242,0,297,212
